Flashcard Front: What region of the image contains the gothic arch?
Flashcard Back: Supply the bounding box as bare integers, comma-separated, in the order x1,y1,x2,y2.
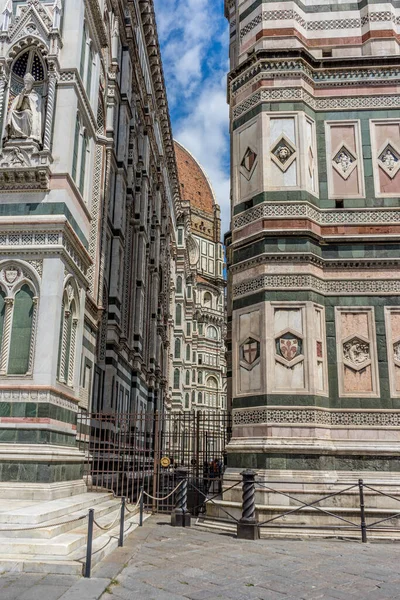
57,276,80,387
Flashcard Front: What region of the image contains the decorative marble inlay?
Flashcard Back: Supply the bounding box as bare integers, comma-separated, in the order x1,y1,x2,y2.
277,334,301,361
271,135,296,172
233,407,400,427
332,144,357,180
240,147,257,180
343,337,370,370
240,337,260,369
378,143,400,178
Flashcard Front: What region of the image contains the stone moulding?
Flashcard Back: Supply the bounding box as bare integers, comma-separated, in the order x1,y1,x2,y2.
233,274,400,298
233,406,400,428
233,202,400,230
233,88,400,121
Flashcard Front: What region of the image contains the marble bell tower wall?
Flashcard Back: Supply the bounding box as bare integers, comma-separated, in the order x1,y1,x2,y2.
225,0,400,482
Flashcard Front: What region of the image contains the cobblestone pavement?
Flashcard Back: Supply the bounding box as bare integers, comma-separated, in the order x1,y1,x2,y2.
2,516,400,599
99,516,400,600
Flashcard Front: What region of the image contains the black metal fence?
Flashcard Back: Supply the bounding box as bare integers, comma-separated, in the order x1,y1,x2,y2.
77,410,232,514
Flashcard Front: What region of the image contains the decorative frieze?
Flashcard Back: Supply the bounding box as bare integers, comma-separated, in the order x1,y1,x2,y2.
233,274,400,299
233,202,400,230
233,89,400,121
233,406,400,428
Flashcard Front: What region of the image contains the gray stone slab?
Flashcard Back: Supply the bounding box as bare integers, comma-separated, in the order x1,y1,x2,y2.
18,584,70,600
57,578,109,600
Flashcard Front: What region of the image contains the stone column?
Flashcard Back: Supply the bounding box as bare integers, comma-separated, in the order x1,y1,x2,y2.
43,71,57,151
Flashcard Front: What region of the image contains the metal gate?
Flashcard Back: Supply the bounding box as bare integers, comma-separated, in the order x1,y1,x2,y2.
77,410,232,513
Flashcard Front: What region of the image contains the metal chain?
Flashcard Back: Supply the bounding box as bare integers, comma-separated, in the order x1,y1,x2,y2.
125,490,143,514
93,510,121,532
143,480,183,501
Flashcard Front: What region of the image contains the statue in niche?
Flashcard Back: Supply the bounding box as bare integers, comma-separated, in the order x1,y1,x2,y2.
5,73,42,144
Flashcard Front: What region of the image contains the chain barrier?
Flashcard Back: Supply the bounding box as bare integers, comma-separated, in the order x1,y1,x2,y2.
125,489,143,514
142,480,184,501
93,510,121,532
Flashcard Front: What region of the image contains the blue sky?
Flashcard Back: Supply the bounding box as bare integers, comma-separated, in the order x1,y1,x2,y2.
153,0,231,235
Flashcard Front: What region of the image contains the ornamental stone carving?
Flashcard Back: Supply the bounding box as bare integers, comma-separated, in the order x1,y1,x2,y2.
378,143,400,178
271,135,296,172
240,337,260,369
332,144,357,180
343,337,370,368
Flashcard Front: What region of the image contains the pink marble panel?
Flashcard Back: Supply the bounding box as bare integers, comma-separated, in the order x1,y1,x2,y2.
344,365,372,393
375,123,400,148
395,365,400,393
341,311,369,339
332,166,359,196
391,313,400,339
379,167,400,195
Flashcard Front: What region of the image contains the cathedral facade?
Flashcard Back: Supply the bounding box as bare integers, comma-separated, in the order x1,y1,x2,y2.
0,0,180,498
225,0,400,490
169,141,227,417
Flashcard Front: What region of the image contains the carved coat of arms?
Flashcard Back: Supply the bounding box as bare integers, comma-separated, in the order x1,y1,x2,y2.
4,268,19,284
241,338,260,366
279,338,299,361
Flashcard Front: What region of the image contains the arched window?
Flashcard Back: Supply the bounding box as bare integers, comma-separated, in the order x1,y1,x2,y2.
175,304,182,326
185,370,190,385
173,368,180,389
207,325,218,340
0,265,39,377
174,338,181,359
198,371,203,384
203,292,212,308
8,285,35,375
198,392,202,404
192,369,195,382
186,344,190,361
57,281,79,387
176,276,183,295
72,114,81,182
185,393,190,409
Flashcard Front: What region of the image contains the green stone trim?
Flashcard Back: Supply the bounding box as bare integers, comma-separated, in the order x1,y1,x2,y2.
228,452,400,472
0,203,88,248
0,428,77,446
0,461,83,483
0,402,77,424
232,238,400,264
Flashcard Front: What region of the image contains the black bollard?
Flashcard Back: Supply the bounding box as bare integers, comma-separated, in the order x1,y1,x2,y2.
171,467,191,528
118,497,125,547
139,486,144,527
237,469,259,540
358,479,368,543
84,508,94,578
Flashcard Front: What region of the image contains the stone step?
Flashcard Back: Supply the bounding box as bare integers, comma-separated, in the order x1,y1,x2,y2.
0,511,150,575
0,498,121,539
0,492,113,525
195,517,400,541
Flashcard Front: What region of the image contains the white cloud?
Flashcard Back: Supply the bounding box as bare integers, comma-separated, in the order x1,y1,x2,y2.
154,0,231,235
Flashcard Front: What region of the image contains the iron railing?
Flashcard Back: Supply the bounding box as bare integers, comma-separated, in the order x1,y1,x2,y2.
77,410,232,514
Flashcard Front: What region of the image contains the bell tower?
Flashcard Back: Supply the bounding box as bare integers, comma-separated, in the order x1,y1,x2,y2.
225,0,400,519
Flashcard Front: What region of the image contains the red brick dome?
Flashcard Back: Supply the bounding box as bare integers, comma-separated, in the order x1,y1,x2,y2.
174,141,216,214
